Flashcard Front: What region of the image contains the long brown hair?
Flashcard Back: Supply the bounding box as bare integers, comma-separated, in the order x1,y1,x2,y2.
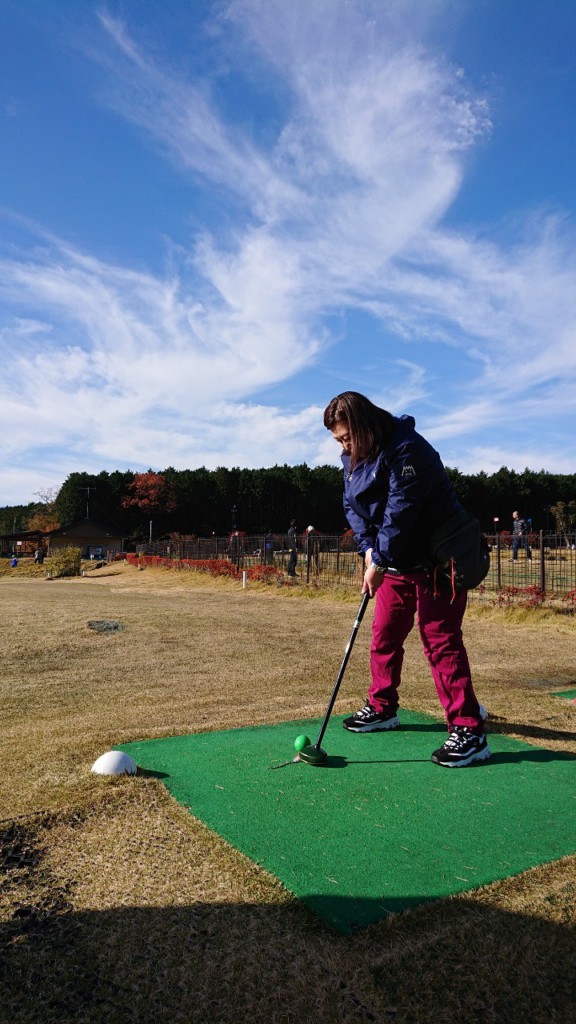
323,391,395,469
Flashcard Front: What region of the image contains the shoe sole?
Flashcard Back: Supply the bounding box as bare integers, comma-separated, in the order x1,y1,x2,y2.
343,716,400,733
431,745,491,768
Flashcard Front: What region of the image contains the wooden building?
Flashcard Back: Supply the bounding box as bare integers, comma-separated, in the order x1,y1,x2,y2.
45,519,124,559
0,530,45,557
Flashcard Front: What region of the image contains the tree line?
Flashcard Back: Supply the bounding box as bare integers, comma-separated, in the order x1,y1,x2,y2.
2,464,576,543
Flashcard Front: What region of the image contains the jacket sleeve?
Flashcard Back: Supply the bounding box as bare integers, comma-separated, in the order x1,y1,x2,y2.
373,443,437,568
343,493,376,555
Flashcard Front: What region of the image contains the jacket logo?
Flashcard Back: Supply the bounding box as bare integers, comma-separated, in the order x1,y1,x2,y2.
401,464,416,477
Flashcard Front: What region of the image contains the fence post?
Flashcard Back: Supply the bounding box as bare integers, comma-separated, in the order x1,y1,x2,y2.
336,536,340,580
539,530,546,595
305,532,310,584
496,532,501,589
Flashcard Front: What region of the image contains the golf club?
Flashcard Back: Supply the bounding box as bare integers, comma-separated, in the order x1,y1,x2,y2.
299,591,371,766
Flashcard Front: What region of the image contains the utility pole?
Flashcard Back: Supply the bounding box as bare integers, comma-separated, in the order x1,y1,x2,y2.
493,517,501,589
79,486,96,520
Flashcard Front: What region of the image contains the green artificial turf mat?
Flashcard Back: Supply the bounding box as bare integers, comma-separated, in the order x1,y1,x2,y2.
119,711,576,933
551,689,576,701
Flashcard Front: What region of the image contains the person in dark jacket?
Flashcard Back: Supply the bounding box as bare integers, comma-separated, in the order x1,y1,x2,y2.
324,391,490,768
287,519,299,577
511,511,532,561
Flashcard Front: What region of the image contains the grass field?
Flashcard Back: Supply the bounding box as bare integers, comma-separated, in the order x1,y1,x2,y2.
1,561,576,1023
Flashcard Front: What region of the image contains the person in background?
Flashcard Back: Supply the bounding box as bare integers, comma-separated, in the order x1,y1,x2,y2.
305,525,320,572
287,519,298,577
511,511,532,561
324,390,490,768
264,531,275,565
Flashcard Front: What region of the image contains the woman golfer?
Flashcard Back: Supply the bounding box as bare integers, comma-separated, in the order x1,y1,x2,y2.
324,391,490,768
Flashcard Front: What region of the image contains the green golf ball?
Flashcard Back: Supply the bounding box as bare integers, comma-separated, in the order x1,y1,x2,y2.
294,734,311,752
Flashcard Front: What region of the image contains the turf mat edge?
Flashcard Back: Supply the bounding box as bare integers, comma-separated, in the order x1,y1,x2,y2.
119,711,576,933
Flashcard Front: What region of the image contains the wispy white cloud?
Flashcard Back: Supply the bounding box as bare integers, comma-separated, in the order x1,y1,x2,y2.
1,0,576,505
94,9,300,217
0,237,322,468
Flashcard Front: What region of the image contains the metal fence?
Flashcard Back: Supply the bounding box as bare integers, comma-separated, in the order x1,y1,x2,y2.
140,533,364,586
140,531,576,609
478,531,576,609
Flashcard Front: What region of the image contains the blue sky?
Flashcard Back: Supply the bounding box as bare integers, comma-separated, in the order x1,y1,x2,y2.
1,0,576,506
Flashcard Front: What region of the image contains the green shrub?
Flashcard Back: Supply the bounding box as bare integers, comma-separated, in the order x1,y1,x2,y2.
49,546,82,578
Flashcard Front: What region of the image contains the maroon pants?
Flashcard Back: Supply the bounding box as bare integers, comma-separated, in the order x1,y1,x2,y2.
368,571,483,731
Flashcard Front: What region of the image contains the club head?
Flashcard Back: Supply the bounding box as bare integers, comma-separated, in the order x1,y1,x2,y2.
298,744,328,766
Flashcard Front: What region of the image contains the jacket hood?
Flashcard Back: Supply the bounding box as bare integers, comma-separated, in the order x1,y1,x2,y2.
395,413,416,433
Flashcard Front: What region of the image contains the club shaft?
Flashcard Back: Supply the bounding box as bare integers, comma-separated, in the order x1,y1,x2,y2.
314,592,370,750
270,756,298,769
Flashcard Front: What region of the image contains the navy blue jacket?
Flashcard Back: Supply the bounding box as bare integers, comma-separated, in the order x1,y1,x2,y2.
342,415,463,572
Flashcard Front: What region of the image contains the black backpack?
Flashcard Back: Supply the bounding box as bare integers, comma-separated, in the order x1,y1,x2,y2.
427,509,490,600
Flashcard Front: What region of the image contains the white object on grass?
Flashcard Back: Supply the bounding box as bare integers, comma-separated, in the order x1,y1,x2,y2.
91,750,137,775
479,704,489,721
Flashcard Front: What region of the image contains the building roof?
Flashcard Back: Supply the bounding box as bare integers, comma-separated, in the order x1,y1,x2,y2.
45,518,123,538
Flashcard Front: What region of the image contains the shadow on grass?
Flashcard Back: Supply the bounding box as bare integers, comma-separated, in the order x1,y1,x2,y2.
136,768,170,780
319,747,576,769
1,896,575,1024
490,722,576,743
84,573,123,579
489,747,576,764
2,811,575,1024
320,756,429,768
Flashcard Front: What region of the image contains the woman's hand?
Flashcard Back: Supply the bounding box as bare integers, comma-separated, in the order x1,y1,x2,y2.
362,563,385,597
362,548,385,597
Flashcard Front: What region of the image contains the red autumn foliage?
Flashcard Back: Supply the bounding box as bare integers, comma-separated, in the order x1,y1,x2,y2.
121,472,176,515
497,584,545,608
125,553,281,583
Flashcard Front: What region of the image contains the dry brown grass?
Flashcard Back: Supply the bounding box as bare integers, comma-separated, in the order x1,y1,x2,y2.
1,563,576,1024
